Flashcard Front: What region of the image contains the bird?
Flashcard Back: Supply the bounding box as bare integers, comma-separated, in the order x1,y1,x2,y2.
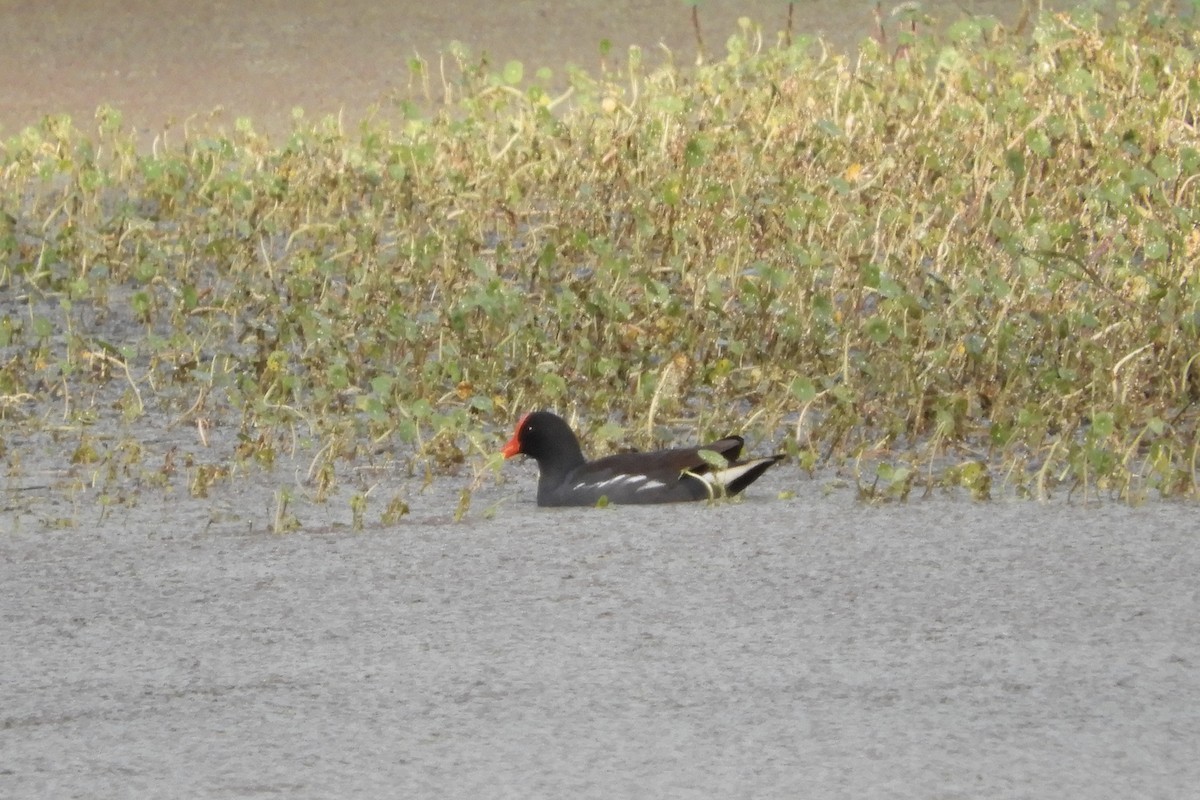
501,410,784,506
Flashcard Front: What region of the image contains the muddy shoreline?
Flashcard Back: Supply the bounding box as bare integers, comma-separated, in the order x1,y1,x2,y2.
2,0,1053,139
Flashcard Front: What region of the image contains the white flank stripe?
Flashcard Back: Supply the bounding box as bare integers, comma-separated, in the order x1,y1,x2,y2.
573,474,650,492
635,479,667,492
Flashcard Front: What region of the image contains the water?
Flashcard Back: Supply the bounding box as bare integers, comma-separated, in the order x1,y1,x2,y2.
4,468,1198,798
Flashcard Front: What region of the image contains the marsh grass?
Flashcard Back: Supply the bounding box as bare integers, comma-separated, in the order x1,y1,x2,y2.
2,5,1199,520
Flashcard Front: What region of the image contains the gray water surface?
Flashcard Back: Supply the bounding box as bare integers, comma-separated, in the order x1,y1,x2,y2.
3,471,1197,799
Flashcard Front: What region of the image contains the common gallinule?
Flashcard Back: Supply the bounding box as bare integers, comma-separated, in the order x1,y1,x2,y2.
501,411,784,506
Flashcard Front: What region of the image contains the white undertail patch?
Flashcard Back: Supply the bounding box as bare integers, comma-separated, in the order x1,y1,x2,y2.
701,459,776,489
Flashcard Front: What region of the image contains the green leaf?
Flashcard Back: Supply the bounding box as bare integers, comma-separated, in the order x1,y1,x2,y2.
502,60,524,85
790,376,817,403
1091,412,1115,439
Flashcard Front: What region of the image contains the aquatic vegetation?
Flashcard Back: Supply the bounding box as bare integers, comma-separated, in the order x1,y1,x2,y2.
1,5,1198,520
